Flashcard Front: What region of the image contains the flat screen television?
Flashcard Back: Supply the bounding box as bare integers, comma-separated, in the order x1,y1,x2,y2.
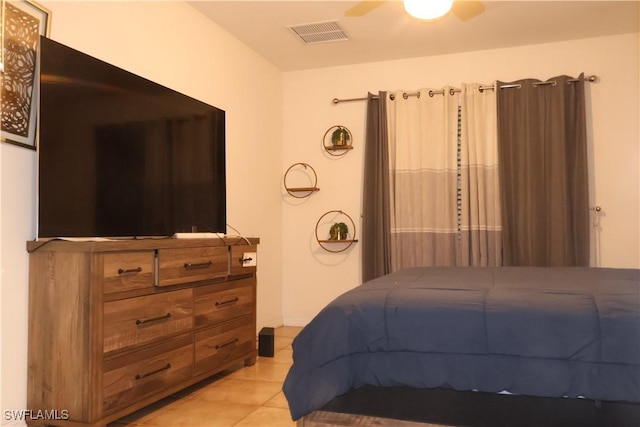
37,36,226,238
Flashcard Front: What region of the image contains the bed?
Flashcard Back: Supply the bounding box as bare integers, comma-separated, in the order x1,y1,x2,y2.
283,267,640,426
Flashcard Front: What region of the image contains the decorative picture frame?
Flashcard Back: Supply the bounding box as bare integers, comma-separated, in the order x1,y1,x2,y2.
1,0,51,150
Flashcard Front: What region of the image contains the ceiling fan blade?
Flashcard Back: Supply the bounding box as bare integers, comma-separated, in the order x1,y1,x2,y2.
344,1,387,17
451,1,485,21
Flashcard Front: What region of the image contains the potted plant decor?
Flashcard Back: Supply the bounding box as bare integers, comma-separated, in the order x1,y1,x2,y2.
331,126,350,147
329,222,349,240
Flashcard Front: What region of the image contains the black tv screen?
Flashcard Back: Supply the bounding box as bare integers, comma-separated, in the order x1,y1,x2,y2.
37,37,226,238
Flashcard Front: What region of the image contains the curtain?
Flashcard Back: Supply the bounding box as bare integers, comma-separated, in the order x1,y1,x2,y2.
387,88,460,269
459,83,502,266
497,74,589,266
362,92,392,282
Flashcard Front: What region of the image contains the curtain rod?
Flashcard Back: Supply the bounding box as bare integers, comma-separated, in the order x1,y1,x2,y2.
332,75,597,104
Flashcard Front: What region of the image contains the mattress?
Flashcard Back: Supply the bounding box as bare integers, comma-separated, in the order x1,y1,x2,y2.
283,267,640,420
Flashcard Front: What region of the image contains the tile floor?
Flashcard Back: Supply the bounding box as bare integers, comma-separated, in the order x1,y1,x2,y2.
109,326,302,427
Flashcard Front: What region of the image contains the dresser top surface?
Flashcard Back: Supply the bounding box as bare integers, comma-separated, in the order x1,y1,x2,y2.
27,236,259,253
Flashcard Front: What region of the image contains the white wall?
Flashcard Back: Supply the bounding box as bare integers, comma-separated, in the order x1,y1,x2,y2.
281,32,640,326
0,144,36,426
0,1,284,424
0,127,2,424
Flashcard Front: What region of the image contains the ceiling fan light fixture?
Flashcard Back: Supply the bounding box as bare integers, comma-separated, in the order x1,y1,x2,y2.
404,0,454,20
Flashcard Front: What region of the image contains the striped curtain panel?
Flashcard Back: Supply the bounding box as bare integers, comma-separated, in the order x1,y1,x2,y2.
386,86,501,270
387,88,461,269
458,83,502,266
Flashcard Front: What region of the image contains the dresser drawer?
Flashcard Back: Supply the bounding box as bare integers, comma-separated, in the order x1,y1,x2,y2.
194,316,254,376
103,251,155,294
104,289,193,354
157,246,228,287
103,334,193,415
194,279,255,328
230,245,257,276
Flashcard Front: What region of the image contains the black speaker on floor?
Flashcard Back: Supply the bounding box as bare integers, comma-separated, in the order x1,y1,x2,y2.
258,327,275,357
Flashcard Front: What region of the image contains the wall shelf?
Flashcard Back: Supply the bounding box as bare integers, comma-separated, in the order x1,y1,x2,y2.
324,145,354,152
315,210,358,253
288,187,320,193
284,163,319,198
322,125,353,157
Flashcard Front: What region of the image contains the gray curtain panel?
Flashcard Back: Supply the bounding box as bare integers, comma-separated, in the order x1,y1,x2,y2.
362,91,392,282
497,74,589,266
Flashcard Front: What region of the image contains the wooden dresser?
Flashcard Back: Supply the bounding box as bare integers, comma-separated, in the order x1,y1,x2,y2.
26,237,258,427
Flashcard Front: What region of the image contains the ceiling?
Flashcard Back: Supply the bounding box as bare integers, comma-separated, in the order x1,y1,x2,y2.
188,0,639,71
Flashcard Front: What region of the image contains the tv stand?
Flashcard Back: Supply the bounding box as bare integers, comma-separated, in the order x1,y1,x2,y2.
26,237,258,427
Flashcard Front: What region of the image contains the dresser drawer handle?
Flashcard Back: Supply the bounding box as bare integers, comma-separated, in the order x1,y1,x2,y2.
183,261,212,270
135,363,171,380
215,338,239,350
118,267,142,275
215,297,239,308
136,313,171,325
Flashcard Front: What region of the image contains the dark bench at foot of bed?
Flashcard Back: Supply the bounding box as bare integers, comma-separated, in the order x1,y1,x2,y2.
319,386,640,427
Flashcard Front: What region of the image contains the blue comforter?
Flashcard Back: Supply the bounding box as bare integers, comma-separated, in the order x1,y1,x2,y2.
283,267,640,420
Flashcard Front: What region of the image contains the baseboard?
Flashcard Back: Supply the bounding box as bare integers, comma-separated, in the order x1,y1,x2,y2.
282,318,311,327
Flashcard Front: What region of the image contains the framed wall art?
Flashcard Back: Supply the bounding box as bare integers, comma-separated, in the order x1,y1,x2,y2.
1,0,51,150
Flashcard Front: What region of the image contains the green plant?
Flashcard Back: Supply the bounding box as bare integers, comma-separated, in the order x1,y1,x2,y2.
329,222,349,240
331,127,350,146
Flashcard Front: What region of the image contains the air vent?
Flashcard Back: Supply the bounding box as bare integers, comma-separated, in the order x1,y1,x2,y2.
288,20,348,44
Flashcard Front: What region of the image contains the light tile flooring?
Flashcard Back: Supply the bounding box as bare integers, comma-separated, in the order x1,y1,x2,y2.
109,326,302,427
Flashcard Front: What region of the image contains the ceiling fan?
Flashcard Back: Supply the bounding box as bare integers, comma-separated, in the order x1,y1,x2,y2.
345,0,485,21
